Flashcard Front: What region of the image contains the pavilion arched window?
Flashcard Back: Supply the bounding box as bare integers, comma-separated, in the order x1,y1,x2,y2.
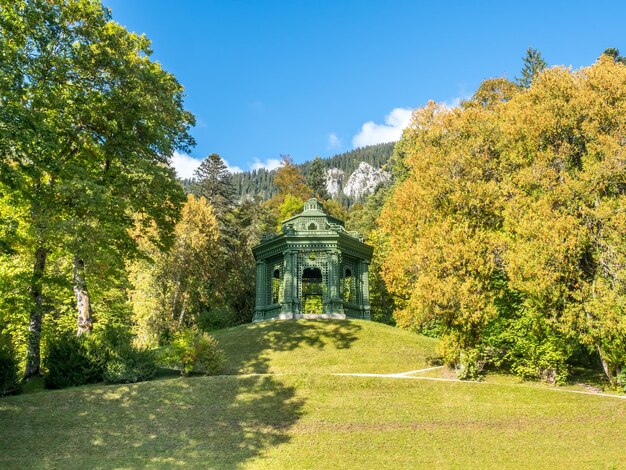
272,269,281,304
343,268,356,303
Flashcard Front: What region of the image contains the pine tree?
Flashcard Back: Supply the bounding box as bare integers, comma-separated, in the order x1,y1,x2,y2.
192,153,239,291
192,154,237,213
307,157,329,199
516,47,547,88
602,47,626,65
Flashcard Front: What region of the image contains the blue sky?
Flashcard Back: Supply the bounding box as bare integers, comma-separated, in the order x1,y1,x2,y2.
104,0,626,176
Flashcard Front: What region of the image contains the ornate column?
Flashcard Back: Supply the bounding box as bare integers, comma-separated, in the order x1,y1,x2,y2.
254,260,266,321
360,260,371,320
291,250,299,314
329,250,339,299
281,249,296,317
328,248,343,316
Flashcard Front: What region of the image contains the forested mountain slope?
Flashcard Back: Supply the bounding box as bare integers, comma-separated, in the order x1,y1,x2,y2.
230,142,395,205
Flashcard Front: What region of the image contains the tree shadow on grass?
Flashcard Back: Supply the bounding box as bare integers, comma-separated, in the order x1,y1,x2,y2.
0,373,303,468
0,320,362,468
214,319,363,374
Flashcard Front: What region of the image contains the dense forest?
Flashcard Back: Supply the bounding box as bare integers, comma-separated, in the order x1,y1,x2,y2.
228,142,394,204
1,0,625,398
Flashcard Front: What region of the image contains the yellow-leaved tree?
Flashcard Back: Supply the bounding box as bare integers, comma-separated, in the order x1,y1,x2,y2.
380,57,626,383
129,195,223,347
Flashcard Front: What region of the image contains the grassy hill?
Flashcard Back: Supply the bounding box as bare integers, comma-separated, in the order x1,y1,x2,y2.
212,319,438,375
1,320,626,469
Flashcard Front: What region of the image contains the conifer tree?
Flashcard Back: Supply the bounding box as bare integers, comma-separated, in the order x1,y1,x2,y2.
516,47,547,88
193,154,236,213
602,47,626,64
307,157,329,200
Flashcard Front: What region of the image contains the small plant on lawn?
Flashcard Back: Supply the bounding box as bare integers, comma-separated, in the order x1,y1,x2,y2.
162,329,225,376
0,333,21,396
455,348,486,381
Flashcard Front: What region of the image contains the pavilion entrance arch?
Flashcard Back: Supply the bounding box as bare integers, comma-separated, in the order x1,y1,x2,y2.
301,267,324,314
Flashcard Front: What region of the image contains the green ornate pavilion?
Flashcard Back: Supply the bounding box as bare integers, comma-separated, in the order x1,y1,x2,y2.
253,198,373,321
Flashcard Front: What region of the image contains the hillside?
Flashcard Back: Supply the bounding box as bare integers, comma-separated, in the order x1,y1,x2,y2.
2,320,626,469
212,319,438,375
230,142,395,205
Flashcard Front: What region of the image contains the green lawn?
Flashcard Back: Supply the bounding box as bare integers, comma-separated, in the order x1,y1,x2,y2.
212,319,439,375
1,320,625,469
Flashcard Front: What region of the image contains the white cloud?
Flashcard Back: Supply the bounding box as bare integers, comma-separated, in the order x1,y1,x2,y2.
327,132,341,149
443,97,462,109
171,151,202,179
352,107,414,148
250,158,282,171
441,94,471,110
171,151,242,178
223,158,243,174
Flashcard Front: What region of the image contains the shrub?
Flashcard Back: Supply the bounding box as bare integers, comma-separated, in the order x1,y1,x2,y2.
162,329,225,376
103,345,157,384
44,332,105,389
45,328,160,389
0,335,21,396
197,306,236,332
616,369,626,393
485,314,571,385
455,348,486,381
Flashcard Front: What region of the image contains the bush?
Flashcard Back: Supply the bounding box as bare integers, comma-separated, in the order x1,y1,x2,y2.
44,332,105,389
485,314,571,385
103,345,157,384
439,336,486,381
45,328,160,388
616,369,626,393
0,335,21,396
162,329,225,376
197,306,236,332
455,348,486,381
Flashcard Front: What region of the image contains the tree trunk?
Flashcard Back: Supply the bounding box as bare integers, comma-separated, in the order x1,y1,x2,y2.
73,256,93,335
24,246,47,378
597,345,614,382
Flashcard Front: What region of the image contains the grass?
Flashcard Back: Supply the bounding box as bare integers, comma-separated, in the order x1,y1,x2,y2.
212,319,439,375
1,320,625,469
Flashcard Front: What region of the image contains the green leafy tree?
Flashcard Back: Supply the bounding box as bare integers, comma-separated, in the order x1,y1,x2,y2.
130,194,272,343
130,195,222,345
516,47,547,88
275,195,305,231
0,0,194,376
